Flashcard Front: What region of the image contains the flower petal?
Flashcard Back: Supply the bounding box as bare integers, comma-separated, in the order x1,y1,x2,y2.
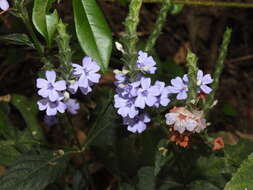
54,80,66,91
36,78,48,89
46,71,56,83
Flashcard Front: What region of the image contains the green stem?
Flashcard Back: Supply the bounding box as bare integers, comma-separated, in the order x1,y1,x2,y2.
22,16,44,57
106,0,253,8
144,0,172,52
123,0,143,75
186,50,198,109
204,27,232,115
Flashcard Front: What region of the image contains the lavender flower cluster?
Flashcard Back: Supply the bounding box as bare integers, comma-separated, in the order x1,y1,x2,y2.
114,51,213,134
36,56,101,118
114,51,171,133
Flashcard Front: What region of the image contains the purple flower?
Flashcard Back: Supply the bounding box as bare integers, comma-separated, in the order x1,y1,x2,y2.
114,94,139,118
167,77,188,100
44,115,58,126
68,81,79,94
137,51,157,74
37,98,67,116
65,98,80,115
153,81,171,107
36,71,66,101
0,0,9,11
123,114,151,133
183,70,213,94
135,77,160,109
72,56,101,95
114,73,127,87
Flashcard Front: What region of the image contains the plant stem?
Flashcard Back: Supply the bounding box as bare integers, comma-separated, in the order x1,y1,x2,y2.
144,0,172,52
123,0,143,75
204,27,232,115
22,14,44,57
105,0,253,8
186,50,198,109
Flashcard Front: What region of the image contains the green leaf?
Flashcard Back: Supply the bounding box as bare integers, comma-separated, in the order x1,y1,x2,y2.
0,34,35,48
154,139,171,176
11,94,44,141
0,140,21,166
46,10,59,48
32,0,49,39
224,153,253,190
137,167,155,190
225,139,253,168
73,0,112,72
170,4,184,15
195,156,227,188
0,149,71,190
221,101,237,117
189,180,220,190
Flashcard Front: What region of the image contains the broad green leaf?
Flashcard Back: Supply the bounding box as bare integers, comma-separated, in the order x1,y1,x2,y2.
195,156,227,188
154,139,171,176
11,94,44,141
225,139,253,168
120,183,135,190
0,149,70,190
0,140,21,166
73,0,112,72
137,167,155,190
189,180,220,190
0,34,34,48
32,0,49,38
46,10,59,48
224,153,253,190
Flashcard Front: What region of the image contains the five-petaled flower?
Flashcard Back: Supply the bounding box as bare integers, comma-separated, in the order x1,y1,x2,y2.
137,51,157,74
123,114,151,133
37,71,66,102
71,56,101,95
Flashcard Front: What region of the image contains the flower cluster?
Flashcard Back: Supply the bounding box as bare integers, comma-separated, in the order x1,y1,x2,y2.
168,70,213,100
37,56,100,116
114,51,170,133
165,107,207,134
165,106,207,147
0,0,9,11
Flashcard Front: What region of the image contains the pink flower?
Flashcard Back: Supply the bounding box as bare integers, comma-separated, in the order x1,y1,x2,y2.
165,107,206,134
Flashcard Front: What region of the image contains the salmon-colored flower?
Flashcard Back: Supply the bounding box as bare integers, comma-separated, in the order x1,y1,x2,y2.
213,137,224,150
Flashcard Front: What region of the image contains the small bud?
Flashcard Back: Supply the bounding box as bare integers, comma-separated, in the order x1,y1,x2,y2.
211,100,218,108
32,131,37,136
58,149,65,156
64,91,70,100
115,42,125,53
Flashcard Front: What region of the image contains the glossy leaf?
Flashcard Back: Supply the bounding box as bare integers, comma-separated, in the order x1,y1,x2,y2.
32,0,49,39
73,0,112,72
46,10,59,48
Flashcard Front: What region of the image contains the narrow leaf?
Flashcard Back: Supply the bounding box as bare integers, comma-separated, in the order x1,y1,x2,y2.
46,10,59,48
0,34,35,48
73,0,112,72
32,0,49,38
